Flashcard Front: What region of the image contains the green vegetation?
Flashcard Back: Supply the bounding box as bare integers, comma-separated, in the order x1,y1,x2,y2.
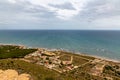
59,51,89,66
58,51,95,60
0,45,120,80
72,56,89,65
103,65,120,79
59,54,71,61
0,59,60,80
0,59,116,80
62,65,104,80
0,45,37,59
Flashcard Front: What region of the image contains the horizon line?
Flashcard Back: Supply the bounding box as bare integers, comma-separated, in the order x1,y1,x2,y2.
0,29,120,31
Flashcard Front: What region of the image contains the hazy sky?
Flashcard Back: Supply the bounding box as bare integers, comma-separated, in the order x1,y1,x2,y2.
0,0,120,30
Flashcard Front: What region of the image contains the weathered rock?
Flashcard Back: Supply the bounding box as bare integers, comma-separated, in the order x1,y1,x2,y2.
0,69,32,80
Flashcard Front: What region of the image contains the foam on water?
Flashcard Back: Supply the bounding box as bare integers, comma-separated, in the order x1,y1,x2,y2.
0,30,120,60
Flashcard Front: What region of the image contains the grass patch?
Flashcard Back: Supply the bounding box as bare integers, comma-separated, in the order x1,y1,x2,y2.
0,59,60,80
72,56,89,66
0,45,37,59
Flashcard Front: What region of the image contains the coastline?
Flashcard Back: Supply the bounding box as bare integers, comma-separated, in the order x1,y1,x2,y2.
0,43,119,63
0,43,120,80
63,50,120,63
81,53,120,63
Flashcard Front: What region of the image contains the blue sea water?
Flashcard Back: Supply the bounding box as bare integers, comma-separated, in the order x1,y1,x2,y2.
0,30,120,60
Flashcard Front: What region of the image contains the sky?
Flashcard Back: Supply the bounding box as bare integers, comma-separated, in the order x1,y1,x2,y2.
0,0,120,30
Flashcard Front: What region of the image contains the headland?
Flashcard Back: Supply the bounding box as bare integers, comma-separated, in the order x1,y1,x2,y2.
0,44,120,80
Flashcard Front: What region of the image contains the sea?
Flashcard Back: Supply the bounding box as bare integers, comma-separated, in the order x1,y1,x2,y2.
0,30,120,60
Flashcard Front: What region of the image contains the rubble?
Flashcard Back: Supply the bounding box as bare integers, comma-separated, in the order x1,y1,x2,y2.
24,49,76,73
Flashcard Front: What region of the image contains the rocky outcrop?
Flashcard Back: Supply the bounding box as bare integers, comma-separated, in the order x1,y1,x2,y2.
0,69,32,80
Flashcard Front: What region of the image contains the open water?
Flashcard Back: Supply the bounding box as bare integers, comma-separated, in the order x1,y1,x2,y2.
0,30,120,60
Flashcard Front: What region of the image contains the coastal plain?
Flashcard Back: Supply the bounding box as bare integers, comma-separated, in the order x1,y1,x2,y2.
0,45,120,80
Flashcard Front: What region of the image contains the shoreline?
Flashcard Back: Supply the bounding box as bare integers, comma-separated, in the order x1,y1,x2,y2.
64,50,120,63
81,53,120,63
0,43,120,63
